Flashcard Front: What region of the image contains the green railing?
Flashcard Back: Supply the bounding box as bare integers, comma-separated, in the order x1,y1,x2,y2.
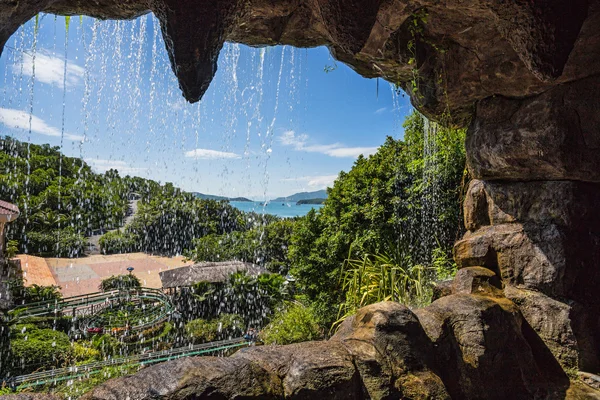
9,287,173,332
8,337,248,389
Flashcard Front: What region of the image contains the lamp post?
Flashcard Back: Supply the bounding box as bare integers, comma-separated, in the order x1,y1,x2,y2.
125,266,135,294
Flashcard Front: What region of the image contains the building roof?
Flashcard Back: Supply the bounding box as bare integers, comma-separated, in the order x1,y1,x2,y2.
0,200,19,223
159,261,267,288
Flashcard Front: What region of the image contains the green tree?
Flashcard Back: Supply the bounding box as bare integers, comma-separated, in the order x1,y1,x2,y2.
9,325,73,374
99,274,141,292
288,111,465,327
261,302,323,345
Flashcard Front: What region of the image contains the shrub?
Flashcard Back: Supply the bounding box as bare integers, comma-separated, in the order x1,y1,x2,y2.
99,274,141,292
26,229,86,257
185,318,219,343
99,230,140,254
17,316,73,333
260,303,322,345
73,342,101,364
335,251,432,329
53,364,139,398
8,279,62,305
9,327,73,374
185,314,243,344
90,334,121,358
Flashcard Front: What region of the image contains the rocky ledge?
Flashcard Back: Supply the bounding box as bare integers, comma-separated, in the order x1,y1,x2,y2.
15,268,593,400
1,0,600,125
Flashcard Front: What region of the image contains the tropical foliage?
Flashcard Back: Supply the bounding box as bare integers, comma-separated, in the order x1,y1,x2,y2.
0,137,128,256
185,314,244,343
98,274,141,292
186,217,295,273
335,251,434,328
9,324,73,374
260,302,323,345
9,281,63,305
172,271,287,330
0,136,251,257
288,111,465,326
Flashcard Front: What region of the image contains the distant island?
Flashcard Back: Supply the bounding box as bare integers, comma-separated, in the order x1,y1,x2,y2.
190,189,328,204
192,192,252,202
272,189,328,203
297,198,326,205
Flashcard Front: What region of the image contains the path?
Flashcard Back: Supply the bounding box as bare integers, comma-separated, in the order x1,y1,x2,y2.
17,253,192,297
10,287,173,332
87,199,138,255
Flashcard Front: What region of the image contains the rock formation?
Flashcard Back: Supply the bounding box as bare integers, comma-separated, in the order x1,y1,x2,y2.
77,296,597,399
1,0,599,398
0,0,598,125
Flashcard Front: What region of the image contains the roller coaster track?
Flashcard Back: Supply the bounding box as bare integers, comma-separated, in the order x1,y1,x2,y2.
8,287,173,332
7,337,249,389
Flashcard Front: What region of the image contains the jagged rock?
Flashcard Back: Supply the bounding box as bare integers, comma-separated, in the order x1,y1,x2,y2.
463,180,489,231
415,294,569,399
504,286,580,371
430,266,504,298
462,180,600,229
80,341,362,399
567,381,600,399
1,0,599,122
233,341,362,399
0,395,61,400
454,222,600,308
81,356,279,400
80,298,582,400
506,286,600,373
331,301,449,399
431,279,453,301
467,75,600,182
451,266,503,297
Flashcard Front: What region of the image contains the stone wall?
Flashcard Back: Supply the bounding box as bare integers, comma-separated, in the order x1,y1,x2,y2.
454,76,600,372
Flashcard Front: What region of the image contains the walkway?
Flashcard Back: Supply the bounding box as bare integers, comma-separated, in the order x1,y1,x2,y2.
86,199,139,255
10,287,172,331
16,253,193,297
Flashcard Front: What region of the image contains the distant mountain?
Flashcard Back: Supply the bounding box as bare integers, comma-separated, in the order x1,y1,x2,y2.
297,198,326,205
192,192,252,202
272,190,328,203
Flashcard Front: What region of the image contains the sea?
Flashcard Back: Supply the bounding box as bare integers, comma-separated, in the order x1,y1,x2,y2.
229,201,324,218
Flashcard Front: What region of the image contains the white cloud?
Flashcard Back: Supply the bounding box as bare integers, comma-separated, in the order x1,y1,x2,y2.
0,107,84,141
184,148,241,159
85,159,147,175
281,174,338,188
374,107,387,115
326,147,379,158
278,130,378,158
13,50,85,88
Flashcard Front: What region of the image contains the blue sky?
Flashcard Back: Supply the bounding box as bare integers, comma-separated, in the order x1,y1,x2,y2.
0,14,413,200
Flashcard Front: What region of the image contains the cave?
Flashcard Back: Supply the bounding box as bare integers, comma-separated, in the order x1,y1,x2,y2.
1,0,599,398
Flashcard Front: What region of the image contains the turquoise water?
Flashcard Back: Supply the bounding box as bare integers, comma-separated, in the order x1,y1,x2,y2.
229,201,324,218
